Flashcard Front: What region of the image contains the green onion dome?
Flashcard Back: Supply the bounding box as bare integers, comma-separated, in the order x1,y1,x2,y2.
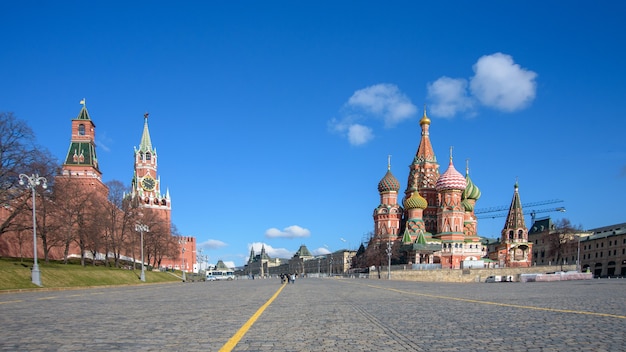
462,199,474,212
378,170,400,193
462,173,481,201
404,191,428,210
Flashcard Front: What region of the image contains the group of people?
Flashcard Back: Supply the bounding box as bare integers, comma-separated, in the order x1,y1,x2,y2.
280,273,296,284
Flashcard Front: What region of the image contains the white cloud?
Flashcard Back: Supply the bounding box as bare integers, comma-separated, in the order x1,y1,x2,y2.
312,247,331,255
470,53,537,111
248,242,293,259
265,225,311,239
347,83,417,127
427,76,475,117
427,52,537,118
329,83,417,146
199,239,227,249
96,131,112,152
347,124,374,146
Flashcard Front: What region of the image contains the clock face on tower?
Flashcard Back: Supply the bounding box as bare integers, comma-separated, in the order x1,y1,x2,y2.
141,176,155,191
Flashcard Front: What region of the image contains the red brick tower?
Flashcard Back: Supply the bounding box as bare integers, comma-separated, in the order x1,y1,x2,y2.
129,114,190,270
373,156,403,241
52,100,110,261
434,149,467,268
59,100,108,197
496,181,533,267
130,113,171,215
404,108,439,234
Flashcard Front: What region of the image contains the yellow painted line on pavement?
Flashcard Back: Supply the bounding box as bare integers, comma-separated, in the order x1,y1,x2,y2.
37,296,57,300
361,283,626,319
0,300,23,304
219,283,287,352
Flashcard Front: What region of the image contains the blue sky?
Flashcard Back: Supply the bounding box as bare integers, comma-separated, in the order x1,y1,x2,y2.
2,1,625,267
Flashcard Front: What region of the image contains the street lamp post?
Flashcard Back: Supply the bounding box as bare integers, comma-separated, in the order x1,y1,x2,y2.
19,173,47,287
577,235,581,272
179,238,186,282
324,244,332,277
386,239,392,280
135,224,149,282
197,249,203,274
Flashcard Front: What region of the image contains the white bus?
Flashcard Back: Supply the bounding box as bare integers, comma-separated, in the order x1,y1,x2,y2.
206,270,235,281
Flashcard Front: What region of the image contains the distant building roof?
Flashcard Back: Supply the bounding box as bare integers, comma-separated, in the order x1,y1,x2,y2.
294,244,313,258
215,260,231,270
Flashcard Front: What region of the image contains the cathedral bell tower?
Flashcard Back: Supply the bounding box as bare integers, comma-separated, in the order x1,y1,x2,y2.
495,181,533,267
404,108,440,234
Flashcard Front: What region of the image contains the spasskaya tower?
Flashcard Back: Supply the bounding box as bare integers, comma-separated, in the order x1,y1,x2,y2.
130,113,171,217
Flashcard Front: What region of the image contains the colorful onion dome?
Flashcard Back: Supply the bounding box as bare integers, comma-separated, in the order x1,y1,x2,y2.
462,199,474,212
378,170,400,193
462,173,481,200
436,160,467,191
404,191,428,210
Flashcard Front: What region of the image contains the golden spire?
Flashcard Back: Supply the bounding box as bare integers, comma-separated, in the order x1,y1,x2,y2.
420,104,431,125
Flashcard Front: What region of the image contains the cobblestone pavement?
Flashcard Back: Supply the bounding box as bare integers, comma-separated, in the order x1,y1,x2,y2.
0,278,624,351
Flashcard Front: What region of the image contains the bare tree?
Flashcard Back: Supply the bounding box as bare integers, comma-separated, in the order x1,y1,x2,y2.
85,199,107,266
0,112,56,238
51,179,94,264
361,232,401,279
138,210,173,270
157,223,180,269
545,218,582,270
104,180,131,267
29,151,59,263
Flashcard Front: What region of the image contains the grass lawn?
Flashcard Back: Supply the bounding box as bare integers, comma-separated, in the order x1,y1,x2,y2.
0,257,182,291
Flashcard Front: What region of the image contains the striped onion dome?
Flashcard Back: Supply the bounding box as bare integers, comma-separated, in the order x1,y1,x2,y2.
378,170,400,193
404,191,428,210
462,199,474,212
435,160,467,191
462,173,481,200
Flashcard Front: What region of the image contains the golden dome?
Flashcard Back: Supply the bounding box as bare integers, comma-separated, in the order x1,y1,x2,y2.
419,105,431,125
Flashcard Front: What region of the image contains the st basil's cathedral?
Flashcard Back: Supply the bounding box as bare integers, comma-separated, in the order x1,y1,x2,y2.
373,108,532,269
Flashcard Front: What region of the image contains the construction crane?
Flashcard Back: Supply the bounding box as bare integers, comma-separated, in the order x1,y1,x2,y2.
529,207,566,222
474,199,563,215
476,206,566,221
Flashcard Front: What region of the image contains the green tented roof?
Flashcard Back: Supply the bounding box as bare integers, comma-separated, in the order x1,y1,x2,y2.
295,245,312,257
63,142,99,170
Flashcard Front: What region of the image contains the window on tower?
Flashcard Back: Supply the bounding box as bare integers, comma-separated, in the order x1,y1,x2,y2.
78,124,85,135
146,152,151,161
